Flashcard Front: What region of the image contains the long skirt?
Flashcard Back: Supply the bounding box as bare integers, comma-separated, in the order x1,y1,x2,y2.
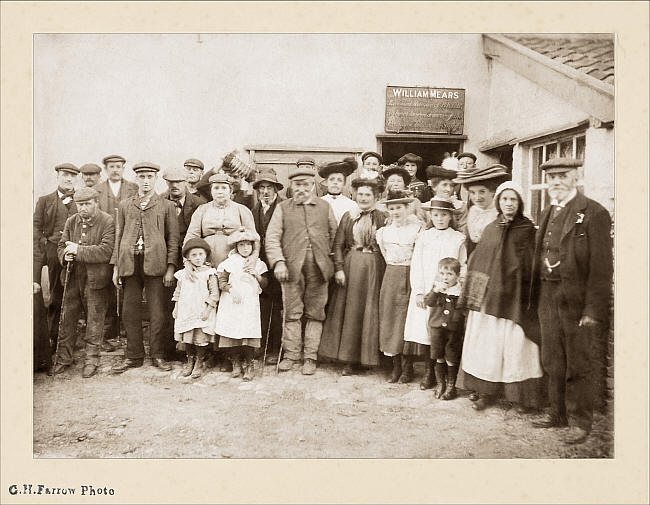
458,310,546,408
378,265,411,356
319,250,385,366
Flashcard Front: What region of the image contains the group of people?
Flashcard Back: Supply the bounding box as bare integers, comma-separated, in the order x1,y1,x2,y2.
33,149,612,445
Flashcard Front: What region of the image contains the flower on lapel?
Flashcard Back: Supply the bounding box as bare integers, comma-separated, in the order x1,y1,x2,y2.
576,212,585,224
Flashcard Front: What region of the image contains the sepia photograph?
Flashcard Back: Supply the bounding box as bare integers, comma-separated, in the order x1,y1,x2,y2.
1,2,648,504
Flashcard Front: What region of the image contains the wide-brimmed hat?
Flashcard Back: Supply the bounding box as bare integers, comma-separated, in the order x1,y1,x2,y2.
73,187,99,202
384,189,414,206
422,196,455,211
55,163,80,175
397,153,423,168
425,165,457,181
318,157,357,179
252,168,284,190
227,227,260,247
381,165,412,185
182,237,212,260
540,157,582,174
361,151,383,164
452,164,509,185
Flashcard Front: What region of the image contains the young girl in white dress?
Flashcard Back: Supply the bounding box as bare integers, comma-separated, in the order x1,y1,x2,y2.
215,227,269,381
172,237,219,379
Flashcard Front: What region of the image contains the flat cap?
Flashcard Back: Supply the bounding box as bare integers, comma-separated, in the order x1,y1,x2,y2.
288,165,316,180
184,158,204,170
456,152,477,162
296,156,316,167
540,157,583,173
73,187,99,202
132,162,160,173
163,167,188,182
102,155,126,165
208,172,232,185
80,163,101,174
55,163,80,174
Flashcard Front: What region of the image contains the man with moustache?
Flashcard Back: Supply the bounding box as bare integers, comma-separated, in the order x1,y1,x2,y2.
265,163,338,375
53,187,115,378
80,163,102,188
33,163,80,364
251,169,285,364
160,167,205,359
319,157,359,225
183,158,207,200
530,158,613,445
110,162,179,374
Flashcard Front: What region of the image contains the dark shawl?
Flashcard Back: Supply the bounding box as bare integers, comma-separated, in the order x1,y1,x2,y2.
458,214,540,344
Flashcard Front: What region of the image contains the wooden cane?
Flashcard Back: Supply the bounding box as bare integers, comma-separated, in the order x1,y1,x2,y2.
114,207,121,346
276,283,286,375
52,260,72,377
260,298,273,377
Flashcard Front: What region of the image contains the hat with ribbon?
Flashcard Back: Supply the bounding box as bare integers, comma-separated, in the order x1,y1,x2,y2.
422,196,455,211
452,163,509,185
383,189,414,206
318,157,357,179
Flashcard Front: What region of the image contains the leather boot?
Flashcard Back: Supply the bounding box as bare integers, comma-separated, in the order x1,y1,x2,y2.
230,353,243,378
433,362,447,399
420,359,435,390
398,355,414,383
191,346,207,379
388,355,402,383
181,347,196,377
441,365,458,400
242,358,254,381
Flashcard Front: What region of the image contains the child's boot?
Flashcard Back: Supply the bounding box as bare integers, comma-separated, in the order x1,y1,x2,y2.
230,353,243,378
242,349,255,381
433,362,447,399
441,365,458,400
388,355,402,383
181,345,196,377
398,355,414,383
191,346,207,379
420,359,435,390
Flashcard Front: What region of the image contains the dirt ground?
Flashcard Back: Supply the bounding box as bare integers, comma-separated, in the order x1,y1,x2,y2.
33,344,614,459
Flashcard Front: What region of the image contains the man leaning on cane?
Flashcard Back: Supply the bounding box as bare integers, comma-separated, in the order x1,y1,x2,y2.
53,187,115,378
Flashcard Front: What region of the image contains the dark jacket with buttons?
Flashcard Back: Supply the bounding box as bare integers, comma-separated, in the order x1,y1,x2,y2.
424,288,464,331
161,190,205,265
110,192,180,277
57,210,115,289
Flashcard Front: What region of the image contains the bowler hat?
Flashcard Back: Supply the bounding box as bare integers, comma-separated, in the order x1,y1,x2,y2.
381,165,412,185
182,237,212,260
55,163,80,174
540,157,582,173
456,152,477,162
296,156,316,167
397,153,423,168
318,157,357,179
163,167,188,182
361,151,383,164
73,187,99,202
252,169,284,190
184,158,204,170
132,162,160,173
80,163,101,175
422,196,455,211
425,165,457,181
227,227,261,247
102,155,126,165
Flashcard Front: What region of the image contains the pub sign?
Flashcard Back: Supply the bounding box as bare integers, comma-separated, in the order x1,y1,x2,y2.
385,86,465,135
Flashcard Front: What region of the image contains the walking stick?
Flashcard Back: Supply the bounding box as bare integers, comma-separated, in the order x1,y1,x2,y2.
260,298,273,377
276,283,286,375
114,207,121,346
52,260,72,377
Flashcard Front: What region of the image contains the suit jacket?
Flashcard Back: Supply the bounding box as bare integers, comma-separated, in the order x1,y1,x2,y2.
57,210,115,289
530,192,613,322
265,197,337,282
161,191,205,264
95,179,138,216
252,196,284,265
110,192,180,277
33,191,78,281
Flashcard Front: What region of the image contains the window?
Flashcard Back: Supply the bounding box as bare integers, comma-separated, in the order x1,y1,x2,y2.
528,133,586,222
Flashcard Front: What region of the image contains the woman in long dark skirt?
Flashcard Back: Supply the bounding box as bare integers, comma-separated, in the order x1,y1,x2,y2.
319,178,387,375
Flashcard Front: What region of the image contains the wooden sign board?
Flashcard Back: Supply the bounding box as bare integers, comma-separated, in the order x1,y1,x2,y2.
385,86,465,135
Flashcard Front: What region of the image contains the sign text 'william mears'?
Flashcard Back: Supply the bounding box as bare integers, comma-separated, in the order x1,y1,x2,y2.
391,88,461,99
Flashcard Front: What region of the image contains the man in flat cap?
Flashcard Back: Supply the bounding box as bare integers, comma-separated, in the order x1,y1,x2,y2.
251,169,285,364
160,167,205,358
183,158,207,201
80,163,102,188
110,162,180,373
33,163,79,365
285,157,330,199
456,152,477,171
265,163,338,375
53,187,115,378
530,158,612,445
319,157,359,225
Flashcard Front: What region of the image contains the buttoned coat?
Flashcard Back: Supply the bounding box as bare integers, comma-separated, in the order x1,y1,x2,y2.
265,197,337,282
161,190,206,254
530,192,613,322
57,210,115,289
252,195,284,266
95,179,138,215
110,193,180,277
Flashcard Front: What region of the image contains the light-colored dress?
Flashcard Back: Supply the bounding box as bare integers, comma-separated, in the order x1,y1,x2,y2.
172,267,219,346
321,194,360,225
403,227,467,346
466,203,498,244
215,252,268,346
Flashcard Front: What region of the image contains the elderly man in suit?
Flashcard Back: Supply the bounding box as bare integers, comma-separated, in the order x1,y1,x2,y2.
33,163,79,361
251,169,285,364
265,163,338,375
110,162,179,374
530,157,613,445
54,187,115,378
